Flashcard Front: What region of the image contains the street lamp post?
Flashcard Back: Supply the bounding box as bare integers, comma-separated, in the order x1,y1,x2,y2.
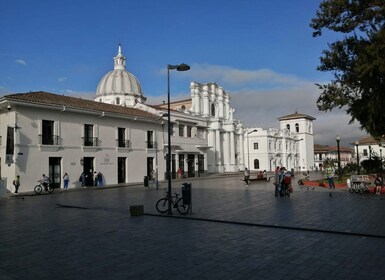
247,129,258,170
166,63,190,215
355,140,360,175
336,135,341,175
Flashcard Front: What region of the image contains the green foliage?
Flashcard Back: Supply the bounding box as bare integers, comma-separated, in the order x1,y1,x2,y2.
361,156,383,173
311,0,385,139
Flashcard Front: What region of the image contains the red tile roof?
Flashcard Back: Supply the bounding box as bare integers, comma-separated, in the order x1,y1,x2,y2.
3,91,159,120
278,112,316,121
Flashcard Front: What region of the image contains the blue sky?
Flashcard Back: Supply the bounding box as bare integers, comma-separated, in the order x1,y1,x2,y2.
0,0,367,146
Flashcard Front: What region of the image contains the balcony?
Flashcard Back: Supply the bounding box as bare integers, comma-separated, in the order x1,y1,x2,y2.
39,134,60,145
82,137,99,147
38,134,60,151
116,139,131,152
117,139,131,148
81,137,99,152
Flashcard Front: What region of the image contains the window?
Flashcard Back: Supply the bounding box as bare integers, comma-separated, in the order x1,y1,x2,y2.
363,149,368,156
187,126,192,138
286,124,290,131
295,123,299,132
42,120,54,145
118,127,127,148
116,97,120,105
84,124,94,146
253,159,260,169
179,124,184,137
253,142,258,150
147,131,154,148
211,104,215,117
6,126,14,155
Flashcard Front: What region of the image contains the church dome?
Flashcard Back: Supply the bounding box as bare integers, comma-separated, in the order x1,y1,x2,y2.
96,45,145,106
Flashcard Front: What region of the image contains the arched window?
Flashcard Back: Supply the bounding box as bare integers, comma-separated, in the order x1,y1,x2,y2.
253,159,260,170
286,124,290,131
295,123,299,132
211,104,216,117
181,105,186,111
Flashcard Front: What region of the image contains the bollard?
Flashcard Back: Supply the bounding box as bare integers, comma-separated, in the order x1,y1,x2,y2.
130,205,144,216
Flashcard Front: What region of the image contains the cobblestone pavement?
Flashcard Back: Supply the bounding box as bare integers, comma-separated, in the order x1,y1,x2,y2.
1,173,385,280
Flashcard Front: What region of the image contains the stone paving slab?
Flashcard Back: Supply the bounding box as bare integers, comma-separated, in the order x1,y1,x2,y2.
1,173,385,279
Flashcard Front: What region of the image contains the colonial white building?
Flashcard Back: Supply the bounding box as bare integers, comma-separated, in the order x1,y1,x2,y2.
0,45,315,193
245,113,315,172
355,136,384,164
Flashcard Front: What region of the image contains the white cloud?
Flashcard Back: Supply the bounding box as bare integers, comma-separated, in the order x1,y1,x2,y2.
58,77,68,82
186,63,308,88
165,63,369,147
15,59,27,65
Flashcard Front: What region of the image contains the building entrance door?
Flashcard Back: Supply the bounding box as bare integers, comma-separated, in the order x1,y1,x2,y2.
49,157,61,189
83,157,94,186
118,157,126,183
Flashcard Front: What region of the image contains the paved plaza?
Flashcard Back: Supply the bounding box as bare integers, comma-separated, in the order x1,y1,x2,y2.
1,173,385,280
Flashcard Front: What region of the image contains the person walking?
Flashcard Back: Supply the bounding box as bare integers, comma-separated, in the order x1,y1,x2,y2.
244,167,250,187
325,164,336,189
97,172,103,187
151,169,157,188
13,175,20,193
63,173,69,190
278,167,287,196
93,171,98,186
274,166,280,196
374,173,383,195
79,172,86,188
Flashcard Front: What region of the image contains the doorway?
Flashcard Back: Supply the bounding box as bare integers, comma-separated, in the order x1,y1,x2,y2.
49,157,61,189
147,157,154,178
118,157,126,183
83,157,94,186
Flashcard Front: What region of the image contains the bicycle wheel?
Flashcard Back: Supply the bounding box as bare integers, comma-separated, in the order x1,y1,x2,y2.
156,198,170,214
176,198,190,215
34,185,42,194
47,185,54,193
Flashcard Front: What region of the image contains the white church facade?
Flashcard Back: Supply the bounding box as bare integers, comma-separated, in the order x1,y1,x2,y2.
0,45,314,193
245,113,315,173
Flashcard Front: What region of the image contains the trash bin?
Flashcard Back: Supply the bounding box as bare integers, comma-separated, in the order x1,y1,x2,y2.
144,176,149,187
182,183,191,205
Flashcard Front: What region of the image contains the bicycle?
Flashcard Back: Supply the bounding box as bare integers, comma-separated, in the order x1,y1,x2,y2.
156,189,190,215
34,181,54,194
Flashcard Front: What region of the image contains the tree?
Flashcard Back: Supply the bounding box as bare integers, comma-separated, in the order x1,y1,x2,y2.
311,0,385,140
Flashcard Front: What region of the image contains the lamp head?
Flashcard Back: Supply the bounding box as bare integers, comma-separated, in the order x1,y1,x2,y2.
176,63,190,71
7,104,11,111
336,135,340,141
168,63,190,71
